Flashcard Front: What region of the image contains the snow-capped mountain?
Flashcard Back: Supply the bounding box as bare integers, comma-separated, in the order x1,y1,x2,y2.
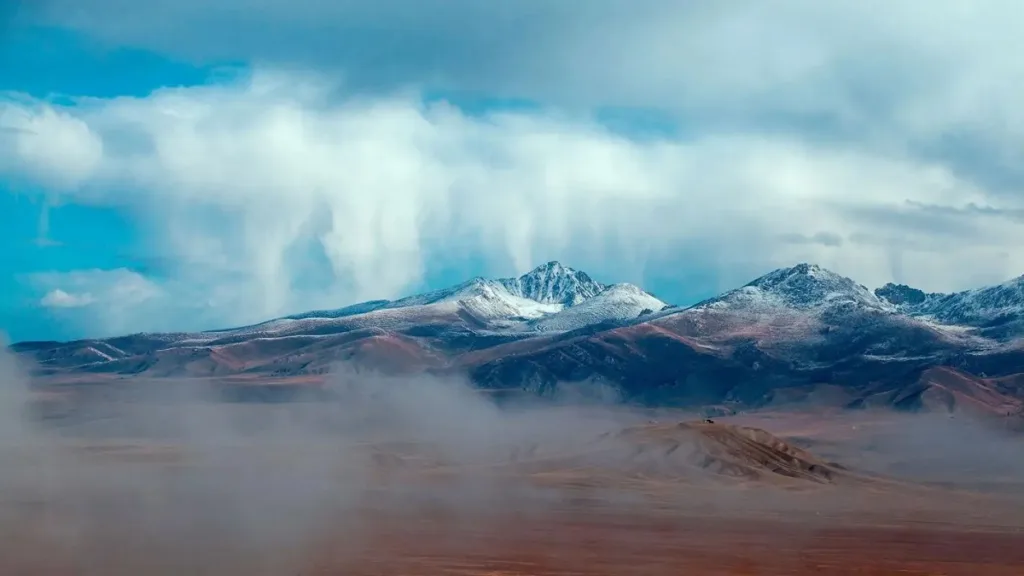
874,283,934,307
497,261,606,306
690,263,887,313
876,276,1024,337
14,261,1024,415
371,261,613,323
221,262,664,338
530,283,667,332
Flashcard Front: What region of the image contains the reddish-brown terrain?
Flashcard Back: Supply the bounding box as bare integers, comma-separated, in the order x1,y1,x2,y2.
7,262,1024,573
2,406,1023,575
304,505,1024,576
13,262,1024,419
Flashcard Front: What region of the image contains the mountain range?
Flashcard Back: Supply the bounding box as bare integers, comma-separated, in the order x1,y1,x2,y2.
12,261,1024,418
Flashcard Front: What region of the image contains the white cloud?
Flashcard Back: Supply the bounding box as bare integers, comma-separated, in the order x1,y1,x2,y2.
25,2,1024,156
0,100,104,190
40,289,95,309
2,69,1024,335
29,269,164,336
30,268,161,306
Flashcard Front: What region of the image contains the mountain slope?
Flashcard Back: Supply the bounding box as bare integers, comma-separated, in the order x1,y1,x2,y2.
462,265,1024,412
12,262,1024,416
693,263,888,312
257,262,642,332
530,283,666,332
497,261,606,306
11,262,663,375
655,263,975,359
877,276,1024,339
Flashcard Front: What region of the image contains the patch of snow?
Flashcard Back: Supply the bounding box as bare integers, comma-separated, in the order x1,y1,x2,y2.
530,283,666,331
497,261,606,306
917,276,1024,325
181,261,631,340
82,346,115,362
877,276,1024,324
690,263,889,313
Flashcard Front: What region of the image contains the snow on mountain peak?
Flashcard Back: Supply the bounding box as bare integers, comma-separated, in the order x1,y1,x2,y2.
498,261,606,306
892,275,1024,331
209,262,667,338
529,282,667,331
745,263,882,307
694,263,885,312
874,283,931,307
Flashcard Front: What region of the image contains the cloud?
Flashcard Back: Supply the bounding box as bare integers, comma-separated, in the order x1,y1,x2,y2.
40,289,95,308
0,100,104,190
2,68,1024,336
32,268,161,306
4,2,1024,337
24,2,1024,174
28,268,163,335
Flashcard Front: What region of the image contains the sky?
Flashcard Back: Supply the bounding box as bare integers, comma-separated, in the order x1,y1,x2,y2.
2,1,1024,342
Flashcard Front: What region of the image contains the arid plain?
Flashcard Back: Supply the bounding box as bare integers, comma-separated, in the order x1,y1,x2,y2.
2,370,1023,576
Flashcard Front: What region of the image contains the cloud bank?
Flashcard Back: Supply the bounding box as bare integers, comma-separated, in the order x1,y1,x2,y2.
3,0,1024,337
3,70,1023,336
24,0,1024,171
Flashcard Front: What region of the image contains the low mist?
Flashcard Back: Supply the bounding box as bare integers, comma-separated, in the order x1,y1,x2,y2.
0,344,647,575
801,410,1024,488
3,339,1024,574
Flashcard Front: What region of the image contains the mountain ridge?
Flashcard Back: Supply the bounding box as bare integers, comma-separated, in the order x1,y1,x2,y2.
20,261,1023,347
688,263,889,314
240,261,652,333
12,261,1024,417
875,275,1024,339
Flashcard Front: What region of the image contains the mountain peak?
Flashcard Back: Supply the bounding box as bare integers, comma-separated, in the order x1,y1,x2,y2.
532,260,569,273
499,261,606,306
897,275,1024,332
874,282,929,307
773,262,830,279
751,263,882,309
747,262,841,287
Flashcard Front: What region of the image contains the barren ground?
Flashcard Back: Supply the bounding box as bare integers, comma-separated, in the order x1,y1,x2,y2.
2,400,1023,575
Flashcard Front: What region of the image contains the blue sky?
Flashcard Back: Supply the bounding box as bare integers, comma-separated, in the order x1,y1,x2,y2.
2,2,1024,342
0,26,219,340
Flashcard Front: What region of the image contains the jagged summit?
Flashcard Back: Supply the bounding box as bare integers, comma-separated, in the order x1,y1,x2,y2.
875,283,931,307
694,263,884,311
902,275,1024,330
391,261,608,309
222,261,658,337
498,261,606,306
529,282,667,331
15,260,1024,393
873,275,1024,332
746,263,880,308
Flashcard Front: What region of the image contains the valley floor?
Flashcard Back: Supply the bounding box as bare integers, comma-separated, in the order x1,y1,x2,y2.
309,501,1024,576
2,403,1023,575
3,482,1024,575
